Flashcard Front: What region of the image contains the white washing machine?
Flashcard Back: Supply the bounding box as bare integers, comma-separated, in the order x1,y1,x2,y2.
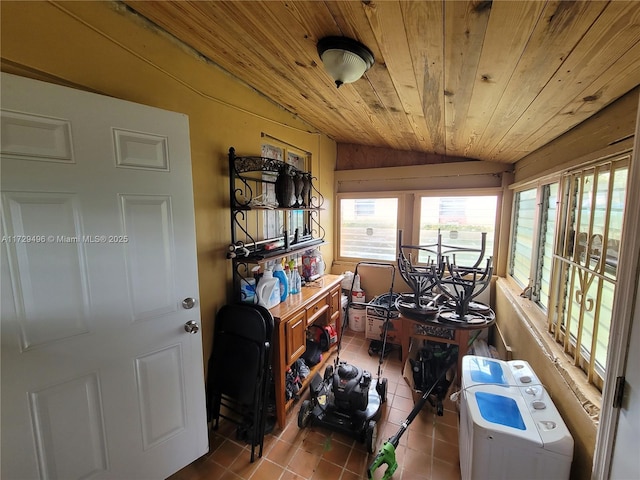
459,355,573,480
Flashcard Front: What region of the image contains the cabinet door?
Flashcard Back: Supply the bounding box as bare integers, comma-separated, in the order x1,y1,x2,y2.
285,310,306,365
329,286,341,325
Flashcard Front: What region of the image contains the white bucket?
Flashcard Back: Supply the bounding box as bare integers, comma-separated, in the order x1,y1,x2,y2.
348,304,366,332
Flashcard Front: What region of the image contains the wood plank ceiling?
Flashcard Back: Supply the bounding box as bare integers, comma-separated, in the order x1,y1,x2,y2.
123,0,640,164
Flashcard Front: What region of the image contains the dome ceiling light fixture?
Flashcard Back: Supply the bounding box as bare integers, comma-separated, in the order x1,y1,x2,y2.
317,36,375,88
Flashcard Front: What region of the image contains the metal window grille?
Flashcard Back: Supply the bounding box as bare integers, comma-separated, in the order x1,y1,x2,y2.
509,156,628,391
550,157,629,388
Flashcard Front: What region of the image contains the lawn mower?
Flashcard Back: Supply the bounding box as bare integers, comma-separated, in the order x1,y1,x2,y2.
297,263,396,453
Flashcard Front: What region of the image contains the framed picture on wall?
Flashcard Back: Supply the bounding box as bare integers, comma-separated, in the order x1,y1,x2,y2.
287,150,306,172
261,143,282,240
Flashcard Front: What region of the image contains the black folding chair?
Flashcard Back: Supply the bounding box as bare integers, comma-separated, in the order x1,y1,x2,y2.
207,303,274,462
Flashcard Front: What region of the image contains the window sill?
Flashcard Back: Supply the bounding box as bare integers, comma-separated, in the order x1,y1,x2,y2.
496,276,601,422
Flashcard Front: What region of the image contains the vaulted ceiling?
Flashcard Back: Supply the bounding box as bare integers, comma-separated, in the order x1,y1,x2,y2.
124,0,640,164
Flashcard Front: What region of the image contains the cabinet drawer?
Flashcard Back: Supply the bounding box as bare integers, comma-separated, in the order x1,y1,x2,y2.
306,295,330,325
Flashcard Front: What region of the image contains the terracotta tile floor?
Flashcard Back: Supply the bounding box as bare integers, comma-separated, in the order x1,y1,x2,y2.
169,329,461,480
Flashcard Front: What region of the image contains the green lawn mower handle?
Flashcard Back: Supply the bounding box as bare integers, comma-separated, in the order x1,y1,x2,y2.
367,441,398,480
367,358,453,479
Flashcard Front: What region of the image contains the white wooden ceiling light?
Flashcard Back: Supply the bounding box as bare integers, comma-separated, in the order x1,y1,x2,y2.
317,36,374,88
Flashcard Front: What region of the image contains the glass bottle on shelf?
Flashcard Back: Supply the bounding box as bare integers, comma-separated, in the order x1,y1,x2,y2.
290,267,301,294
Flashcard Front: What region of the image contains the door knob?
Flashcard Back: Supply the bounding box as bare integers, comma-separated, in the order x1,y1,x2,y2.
184,320,200,334
182,297,196,309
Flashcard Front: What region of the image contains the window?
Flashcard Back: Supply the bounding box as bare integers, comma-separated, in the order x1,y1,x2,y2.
509,188,537,289
508,184,559,310
534,183,558,310
508,156,629,389
418,195,497,266
338,193,499,264
339,197,398,261
354,199,376,216
554,160,628,385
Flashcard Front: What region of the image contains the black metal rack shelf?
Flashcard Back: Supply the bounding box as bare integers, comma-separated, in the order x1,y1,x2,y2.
227,147,326,301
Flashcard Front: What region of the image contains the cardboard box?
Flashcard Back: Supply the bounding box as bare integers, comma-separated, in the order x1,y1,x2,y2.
365,304,400,342
402,338,458,405
402,338,425,404
365,315,402,344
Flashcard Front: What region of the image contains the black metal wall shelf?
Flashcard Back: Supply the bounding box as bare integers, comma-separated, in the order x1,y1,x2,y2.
227,147,326,301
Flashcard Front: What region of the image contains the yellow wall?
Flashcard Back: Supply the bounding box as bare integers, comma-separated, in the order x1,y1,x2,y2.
0,0,337,367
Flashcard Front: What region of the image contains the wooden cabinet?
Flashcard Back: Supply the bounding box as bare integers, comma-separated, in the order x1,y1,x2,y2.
269,274,342,429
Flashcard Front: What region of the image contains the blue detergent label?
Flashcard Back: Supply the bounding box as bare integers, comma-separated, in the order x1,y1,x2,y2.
240,279,255,303
475,392,526,430
469,358,508,385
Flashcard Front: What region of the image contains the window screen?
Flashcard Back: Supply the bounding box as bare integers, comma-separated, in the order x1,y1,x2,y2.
339,197,398,261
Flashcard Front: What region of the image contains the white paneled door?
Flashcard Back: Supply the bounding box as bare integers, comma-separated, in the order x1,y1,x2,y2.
1,73,208,479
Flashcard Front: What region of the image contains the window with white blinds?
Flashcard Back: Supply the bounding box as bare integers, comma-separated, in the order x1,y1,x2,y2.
338,193,499,265
417,195,497,266
339,197,399,261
